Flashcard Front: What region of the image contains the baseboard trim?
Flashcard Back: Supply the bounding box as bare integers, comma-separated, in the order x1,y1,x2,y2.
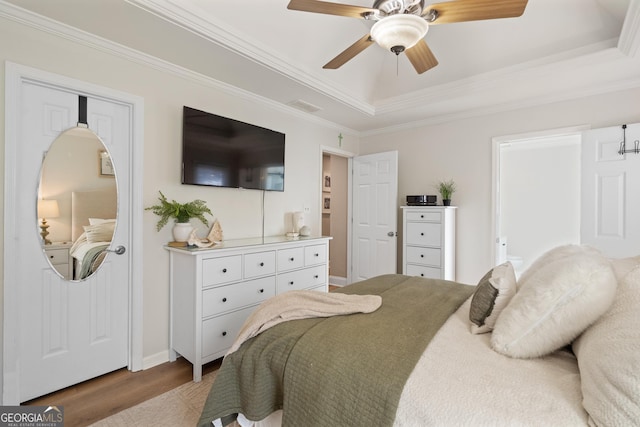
329,275,347,287
142,351,170,370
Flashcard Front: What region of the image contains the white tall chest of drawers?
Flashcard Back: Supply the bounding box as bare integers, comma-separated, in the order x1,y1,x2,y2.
401,206,456,281
167,235,331,381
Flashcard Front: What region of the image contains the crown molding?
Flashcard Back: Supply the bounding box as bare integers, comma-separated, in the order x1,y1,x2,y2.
362,71,640,137
619,0,640,57
126,0,375,116
3,0,639,138
127,0,640,135
0,0,358,136
374,39,620,115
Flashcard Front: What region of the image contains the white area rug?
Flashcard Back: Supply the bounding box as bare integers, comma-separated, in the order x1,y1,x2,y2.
90,371,217,426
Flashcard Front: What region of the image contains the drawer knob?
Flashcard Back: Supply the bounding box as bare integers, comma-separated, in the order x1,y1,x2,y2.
259,289,264,293
420,273,425,277
420,232,424,236
222,268,227,273
222,297,227,302
259,262,264,267
290,257,295,262
420,254,424,258
420,215,424,218
314,275,319,279
222,331,227,337
289,281,294,285
314,253,319,257
49,255,54,259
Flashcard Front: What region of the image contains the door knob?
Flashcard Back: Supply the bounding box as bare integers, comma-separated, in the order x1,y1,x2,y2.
106,245,126,255
387,231,395,237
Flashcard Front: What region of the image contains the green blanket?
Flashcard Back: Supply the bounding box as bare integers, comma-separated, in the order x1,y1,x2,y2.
198,274,474,427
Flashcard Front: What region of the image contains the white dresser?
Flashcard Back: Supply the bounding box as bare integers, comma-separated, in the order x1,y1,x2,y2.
401,206,456,281
167,235,331,381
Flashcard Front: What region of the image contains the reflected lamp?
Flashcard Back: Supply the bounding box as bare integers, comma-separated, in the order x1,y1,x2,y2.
37,199,59,245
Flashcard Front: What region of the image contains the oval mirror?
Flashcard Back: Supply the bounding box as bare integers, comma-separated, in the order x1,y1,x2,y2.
37,127,117,281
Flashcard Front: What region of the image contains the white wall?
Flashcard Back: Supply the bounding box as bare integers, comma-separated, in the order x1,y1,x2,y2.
360,89,640,284
0,16,359,364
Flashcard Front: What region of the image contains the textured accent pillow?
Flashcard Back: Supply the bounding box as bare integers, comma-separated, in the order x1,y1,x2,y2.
572,266,640,426
469,261,516,334
516,244,600,290
491,246,617,358
83,221,115,243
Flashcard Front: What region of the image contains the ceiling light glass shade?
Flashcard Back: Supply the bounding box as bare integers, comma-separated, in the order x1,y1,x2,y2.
370,14,429,52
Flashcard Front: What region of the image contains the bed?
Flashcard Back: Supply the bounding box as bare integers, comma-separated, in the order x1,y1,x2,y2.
69,188,117,280
198,244,640,427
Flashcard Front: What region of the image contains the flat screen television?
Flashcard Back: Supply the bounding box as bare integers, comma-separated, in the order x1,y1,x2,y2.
182,106,285,191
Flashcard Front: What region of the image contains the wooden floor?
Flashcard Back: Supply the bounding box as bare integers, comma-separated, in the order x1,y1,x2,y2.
24,358,221,427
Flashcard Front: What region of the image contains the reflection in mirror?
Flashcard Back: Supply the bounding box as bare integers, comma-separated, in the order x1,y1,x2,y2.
38,127,117,281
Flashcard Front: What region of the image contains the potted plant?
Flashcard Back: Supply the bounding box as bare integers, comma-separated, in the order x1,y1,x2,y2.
436,179,456,206
146,191,213,242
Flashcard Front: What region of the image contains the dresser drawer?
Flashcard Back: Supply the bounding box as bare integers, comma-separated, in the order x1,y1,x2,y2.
406,222,441,246
406,264,441,279
202,306,256,358
202,255,242,286
406,211,441,222
304,244,327,266
277,247,304,271
277,265,326,292
202,276,275,318
45,249,68,265
406,246,441,267
244,251,276,278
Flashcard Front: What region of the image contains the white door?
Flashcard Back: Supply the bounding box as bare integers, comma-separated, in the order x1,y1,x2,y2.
14,82,131,401
351,151,398,281
581,123,640,257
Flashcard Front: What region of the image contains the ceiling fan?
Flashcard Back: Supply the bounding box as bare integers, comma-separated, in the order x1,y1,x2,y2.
287,0,528,74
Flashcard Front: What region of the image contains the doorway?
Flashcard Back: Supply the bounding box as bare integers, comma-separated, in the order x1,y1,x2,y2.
322,152,349,286
3,62,144,404
493,127,584,276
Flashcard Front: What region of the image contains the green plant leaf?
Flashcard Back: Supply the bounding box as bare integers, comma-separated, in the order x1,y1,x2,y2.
145,191,213,231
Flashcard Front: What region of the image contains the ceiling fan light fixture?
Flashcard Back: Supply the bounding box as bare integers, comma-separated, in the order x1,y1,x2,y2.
370,14,429,53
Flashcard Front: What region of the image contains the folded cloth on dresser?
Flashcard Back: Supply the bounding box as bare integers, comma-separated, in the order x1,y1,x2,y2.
198,274,474,427
226,290,382,355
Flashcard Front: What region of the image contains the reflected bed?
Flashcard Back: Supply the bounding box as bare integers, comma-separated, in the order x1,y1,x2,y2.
69,188,116,279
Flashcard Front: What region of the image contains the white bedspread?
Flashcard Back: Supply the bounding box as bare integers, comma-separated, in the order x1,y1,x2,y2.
395,298,588,426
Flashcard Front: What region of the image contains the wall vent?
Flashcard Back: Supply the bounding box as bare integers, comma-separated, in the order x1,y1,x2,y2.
287,99,322,113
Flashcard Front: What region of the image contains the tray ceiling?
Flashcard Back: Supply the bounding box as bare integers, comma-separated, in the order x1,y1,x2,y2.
3,0,640,133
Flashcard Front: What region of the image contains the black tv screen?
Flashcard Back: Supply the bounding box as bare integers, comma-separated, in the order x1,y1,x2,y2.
182,106,285,191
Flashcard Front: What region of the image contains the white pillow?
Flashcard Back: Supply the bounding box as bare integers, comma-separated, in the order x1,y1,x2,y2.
572,266,640,426
88,218,116,225
469,261,516,334
609,255,640,281
83,221,115,243
516,244,600,289
491,246,617,358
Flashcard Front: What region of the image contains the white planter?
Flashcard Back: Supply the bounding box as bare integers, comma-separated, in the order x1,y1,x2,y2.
172,222,193,242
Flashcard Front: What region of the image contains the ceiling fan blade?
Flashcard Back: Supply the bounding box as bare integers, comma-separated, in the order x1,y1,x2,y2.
405,40,438,74
425,0,528,25
323,34,375,69
287,0,377,19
